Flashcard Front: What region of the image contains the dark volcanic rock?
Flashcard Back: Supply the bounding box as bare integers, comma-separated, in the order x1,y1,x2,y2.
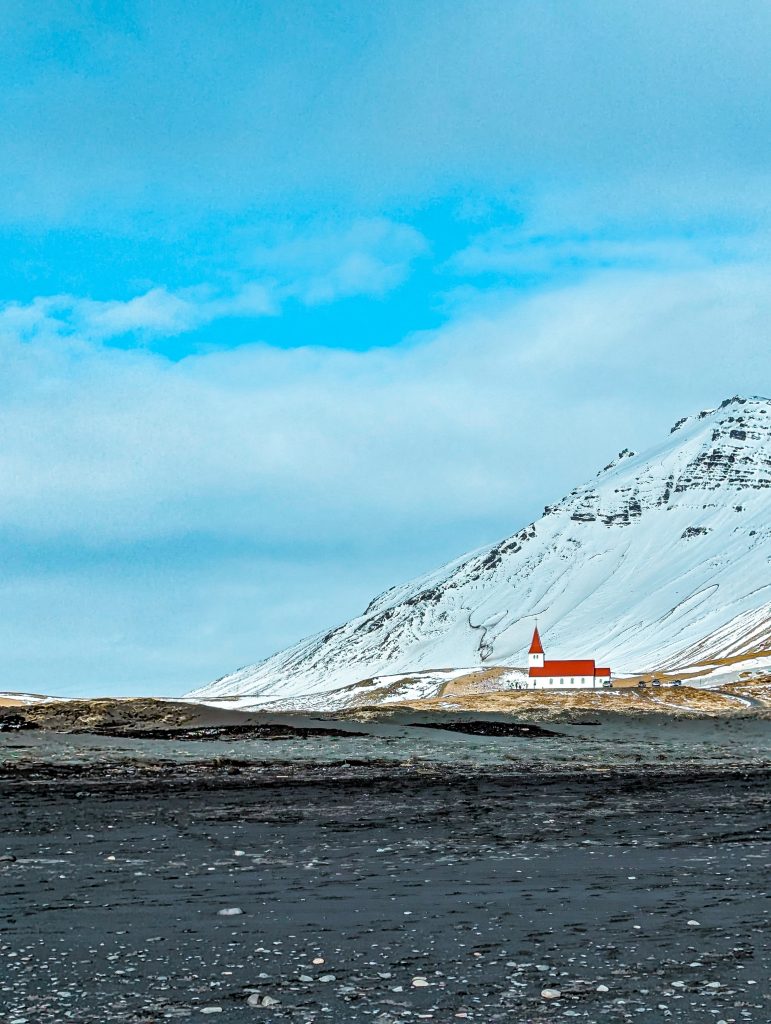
0,713,38,732
407,719,561,738
87,723,367,741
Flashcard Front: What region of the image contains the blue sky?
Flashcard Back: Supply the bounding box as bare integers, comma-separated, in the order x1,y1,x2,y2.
2,0,771,695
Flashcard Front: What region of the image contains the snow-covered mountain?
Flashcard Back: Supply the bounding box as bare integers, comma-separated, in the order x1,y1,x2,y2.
189,396,771,709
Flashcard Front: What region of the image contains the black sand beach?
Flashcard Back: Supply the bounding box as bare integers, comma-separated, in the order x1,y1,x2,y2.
2,761,769,1023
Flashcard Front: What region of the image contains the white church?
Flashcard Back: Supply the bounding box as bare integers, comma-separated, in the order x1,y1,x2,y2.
525,626,612,689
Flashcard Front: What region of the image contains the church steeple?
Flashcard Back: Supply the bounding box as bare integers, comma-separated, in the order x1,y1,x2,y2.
528,625,544,669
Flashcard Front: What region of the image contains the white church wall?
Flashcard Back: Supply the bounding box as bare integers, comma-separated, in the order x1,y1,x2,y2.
529,675,600,690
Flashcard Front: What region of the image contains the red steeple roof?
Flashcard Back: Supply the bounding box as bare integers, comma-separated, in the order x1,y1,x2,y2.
530,659,596,677
529,625,544,655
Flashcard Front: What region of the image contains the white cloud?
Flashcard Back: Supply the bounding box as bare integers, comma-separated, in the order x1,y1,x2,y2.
2,2,771,223
249,218,428,305
0,218,424,345
449,229,771,278
75,287,212,338
1,261,770,547
0,285,277,343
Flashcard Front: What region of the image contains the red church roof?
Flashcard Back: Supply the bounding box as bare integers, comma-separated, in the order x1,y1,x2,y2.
527,627,612,677
530,659,597,677
528,625,544,655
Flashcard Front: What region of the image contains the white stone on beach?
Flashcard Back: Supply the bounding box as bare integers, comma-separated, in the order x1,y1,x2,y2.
412,977,429,987
244,991,278,1007
541,989,561,999
217,907,244,916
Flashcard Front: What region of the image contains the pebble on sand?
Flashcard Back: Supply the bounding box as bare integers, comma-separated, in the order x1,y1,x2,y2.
412,977,430,987
541,988,562,999
247,994,280,1007
217,907,244,916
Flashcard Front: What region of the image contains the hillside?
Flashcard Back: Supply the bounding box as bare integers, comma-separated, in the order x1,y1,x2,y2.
189,395,771,710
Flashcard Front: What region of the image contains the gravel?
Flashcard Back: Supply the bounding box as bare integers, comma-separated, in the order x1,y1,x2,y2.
1,765,769,1023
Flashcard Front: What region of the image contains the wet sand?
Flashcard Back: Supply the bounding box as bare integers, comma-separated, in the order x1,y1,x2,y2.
1,765,769,1023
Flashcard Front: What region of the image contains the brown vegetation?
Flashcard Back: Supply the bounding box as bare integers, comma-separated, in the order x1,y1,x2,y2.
383,681,771,720
13,698,202,732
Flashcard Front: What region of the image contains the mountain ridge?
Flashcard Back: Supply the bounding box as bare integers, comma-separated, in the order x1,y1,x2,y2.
189,395,771,709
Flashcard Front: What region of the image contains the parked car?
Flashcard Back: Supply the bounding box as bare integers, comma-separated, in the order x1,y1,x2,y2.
652,680,661,687
671,680,683,687
637,681,647,688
